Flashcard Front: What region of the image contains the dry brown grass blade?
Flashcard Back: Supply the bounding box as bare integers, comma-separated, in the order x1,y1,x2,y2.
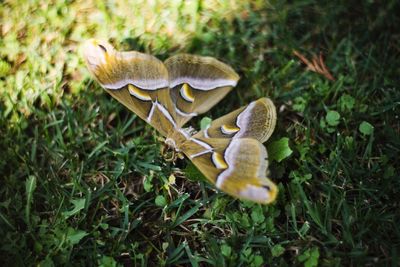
293,50,335,81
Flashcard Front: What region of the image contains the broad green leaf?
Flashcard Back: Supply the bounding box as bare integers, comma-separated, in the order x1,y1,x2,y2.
267,137,293,162
326,110,341,126
271,244,285,257
98,256,117,267
221,244,232,257
293,96,307,112
359,121,374,135
155,195,167,207
305,247,320,267
66,228,88,245
200,117,212,130
62,198,85,219
339,94,355,111
298,248,310,262
253,255,264,267
298,247,320,267
251,205,265,224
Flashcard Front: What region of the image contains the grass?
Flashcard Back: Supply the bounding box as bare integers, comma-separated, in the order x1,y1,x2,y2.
1,0,399,266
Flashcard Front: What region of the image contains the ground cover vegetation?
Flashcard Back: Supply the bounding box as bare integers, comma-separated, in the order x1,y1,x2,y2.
0,0,399,266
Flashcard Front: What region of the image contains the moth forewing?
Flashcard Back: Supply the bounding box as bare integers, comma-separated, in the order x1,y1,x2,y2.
83,39,241,134
164,54,240,127
83,40,177,137
83,39,169,90
165,54,240,90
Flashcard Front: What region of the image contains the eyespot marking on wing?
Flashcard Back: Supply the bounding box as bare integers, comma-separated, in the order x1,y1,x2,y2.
212,152,228,169
98,44,107,53
179,83,195,103
221,124,240,135
128,84,152,101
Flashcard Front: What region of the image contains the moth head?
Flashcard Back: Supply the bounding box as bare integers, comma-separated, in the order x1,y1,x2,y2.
82,39,117,87
162,138,179,162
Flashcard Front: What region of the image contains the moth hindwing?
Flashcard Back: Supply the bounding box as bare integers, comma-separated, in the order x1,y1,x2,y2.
178,98,278,204
194,97,277,143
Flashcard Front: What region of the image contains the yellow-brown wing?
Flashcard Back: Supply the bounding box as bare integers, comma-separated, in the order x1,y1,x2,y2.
83,40,240,136
164,54,240,127
194,97,277,143
83,39,177,137
180,137,277,204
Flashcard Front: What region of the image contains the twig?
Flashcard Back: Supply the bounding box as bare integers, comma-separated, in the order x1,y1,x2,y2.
293,50,335,81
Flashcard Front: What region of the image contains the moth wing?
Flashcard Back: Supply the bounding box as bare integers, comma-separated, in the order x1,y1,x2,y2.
180,137,278,204
164,54,239,127
194,97,277,143
83,39,177,136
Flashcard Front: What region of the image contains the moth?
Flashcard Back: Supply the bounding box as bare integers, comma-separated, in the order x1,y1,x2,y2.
82,39,278,204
